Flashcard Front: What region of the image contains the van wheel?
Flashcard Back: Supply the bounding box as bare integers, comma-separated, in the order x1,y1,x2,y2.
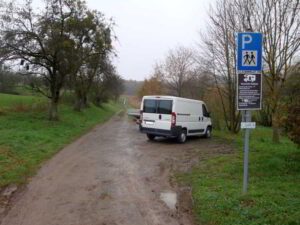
205,127,212,138
177,130,187,143
147,134,156,141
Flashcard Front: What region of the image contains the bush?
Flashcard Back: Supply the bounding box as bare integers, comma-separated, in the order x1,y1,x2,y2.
0,69,23,95
284,64,300,147
287,105,300,147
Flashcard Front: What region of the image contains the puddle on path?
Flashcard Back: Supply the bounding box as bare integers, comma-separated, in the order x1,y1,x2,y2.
160,191,177,210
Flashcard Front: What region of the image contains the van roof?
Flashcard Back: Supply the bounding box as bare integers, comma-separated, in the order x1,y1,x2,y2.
142,95,204,104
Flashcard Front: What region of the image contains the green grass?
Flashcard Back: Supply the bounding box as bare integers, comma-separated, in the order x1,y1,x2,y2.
177,127,300,225
0,93,45,110
0,94,121,187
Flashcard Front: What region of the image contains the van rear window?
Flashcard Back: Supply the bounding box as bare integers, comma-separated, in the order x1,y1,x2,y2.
158,100,172,114
143,99,157,113
143,99,172,114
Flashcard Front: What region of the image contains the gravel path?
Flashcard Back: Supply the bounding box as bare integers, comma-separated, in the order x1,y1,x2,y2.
1,114,232,225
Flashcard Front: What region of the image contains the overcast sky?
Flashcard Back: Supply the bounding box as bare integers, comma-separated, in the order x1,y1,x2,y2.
87,0,215,81
34,0,213,81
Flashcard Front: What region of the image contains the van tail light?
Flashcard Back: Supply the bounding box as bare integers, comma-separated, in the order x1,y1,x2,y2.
139,110,143,123
171,112,176,127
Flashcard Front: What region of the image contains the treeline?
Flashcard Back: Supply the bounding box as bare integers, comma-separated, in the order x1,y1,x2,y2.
123,80,143,96
138,0,300,145
0,65,25,95
0,0,123,120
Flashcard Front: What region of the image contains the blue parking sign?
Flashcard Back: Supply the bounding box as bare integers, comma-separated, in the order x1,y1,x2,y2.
237,33,263,71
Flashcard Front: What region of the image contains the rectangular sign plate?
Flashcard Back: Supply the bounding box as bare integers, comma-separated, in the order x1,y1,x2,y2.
237,33,263,71
241,122,256,129
237,73,262,110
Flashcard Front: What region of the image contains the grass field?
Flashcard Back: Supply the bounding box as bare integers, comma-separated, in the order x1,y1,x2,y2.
0,93,45,109
0,94,121,187
178,127,300,225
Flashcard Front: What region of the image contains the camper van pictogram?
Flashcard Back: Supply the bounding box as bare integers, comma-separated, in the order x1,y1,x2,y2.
244,74,256,82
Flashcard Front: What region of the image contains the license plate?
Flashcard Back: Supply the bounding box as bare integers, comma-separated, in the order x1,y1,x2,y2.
145,121,154,125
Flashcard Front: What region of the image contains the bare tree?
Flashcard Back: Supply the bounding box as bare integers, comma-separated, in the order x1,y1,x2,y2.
198,0,242,133
260,0,299,143
184,69,214,99
161,46,195,97
200,0,300,138
235,0,300,142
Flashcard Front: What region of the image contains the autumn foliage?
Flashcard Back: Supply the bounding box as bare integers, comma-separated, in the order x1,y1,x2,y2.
138,77,165,98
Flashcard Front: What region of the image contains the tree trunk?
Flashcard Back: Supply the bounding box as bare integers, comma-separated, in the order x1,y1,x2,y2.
49,99,59,121
94,97,102,107
74,97,83,112
82,95,88,108
177,88,182,97
272,113,280,143
74,91,88,112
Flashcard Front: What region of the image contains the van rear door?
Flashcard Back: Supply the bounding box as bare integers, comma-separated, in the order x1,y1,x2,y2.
142,99,173,130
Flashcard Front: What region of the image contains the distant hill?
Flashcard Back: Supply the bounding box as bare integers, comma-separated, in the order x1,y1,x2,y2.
123,80,143,96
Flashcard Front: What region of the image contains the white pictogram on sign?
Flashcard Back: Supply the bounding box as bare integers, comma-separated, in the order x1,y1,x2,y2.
242,50,257,66
244,74,256,82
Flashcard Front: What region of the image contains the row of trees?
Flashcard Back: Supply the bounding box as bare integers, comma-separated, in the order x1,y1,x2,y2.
0,0,123,120
138,47,213,100
139,0,300,144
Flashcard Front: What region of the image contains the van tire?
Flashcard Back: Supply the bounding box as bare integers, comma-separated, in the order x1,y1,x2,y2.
147,134,156,141
205,126,212,138
177,130,187,143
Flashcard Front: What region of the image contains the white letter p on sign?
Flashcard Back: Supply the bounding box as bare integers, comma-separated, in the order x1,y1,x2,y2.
242,34,252,49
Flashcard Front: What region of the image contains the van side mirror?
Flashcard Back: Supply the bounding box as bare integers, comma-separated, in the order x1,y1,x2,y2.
206,112,211,117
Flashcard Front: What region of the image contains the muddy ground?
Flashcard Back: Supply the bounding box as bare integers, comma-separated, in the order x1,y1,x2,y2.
0,114,232,225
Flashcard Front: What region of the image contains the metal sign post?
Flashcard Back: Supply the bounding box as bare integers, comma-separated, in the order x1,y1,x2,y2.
242,110,251,194
237,32,263,194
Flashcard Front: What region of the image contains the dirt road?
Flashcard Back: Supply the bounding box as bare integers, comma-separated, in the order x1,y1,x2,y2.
1,114,231,225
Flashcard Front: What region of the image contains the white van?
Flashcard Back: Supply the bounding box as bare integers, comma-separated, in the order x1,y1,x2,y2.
139,96,212,143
